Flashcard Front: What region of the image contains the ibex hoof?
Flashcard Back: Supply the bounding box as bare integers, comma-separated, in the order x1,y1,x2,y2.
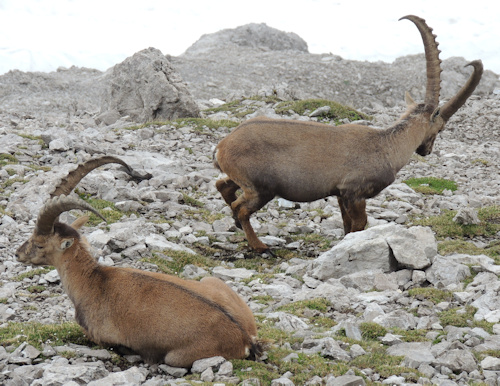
233,217,242,230
252,244,273,256
262,249,276,258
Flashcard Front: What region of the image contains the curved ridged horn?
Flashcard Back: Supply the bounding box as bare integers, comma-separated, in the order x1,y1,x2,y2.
399,15,442,108
438,60,483,122
35,195,106,235
50,156,134,198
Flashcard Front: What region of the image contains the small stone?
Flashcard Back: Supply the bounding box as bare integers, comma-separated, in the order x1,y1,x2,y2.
481,356,500,371
309,105,331,117
23,344,41,359
271,377,295,386
191,356,226,373
344,322,362,340
379,333,403,346
350,344,366,358
217,360,233,376
201,367,215,382
382,375,405,384
282,353,299,363
159,364,188,378
453,207,480,225
327,374,366,386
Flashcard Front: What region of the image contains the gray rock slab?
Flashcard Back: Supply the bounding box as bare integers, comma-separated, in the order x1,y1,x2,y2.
481,356,500,371
386,226,434,269
326,374,366,386
191,356,226,373
40,361,109,385
426,256,471,287
212,266,256,281
267,312,309,332
159,364,188,377
321,338,351,361
387,342,435,368
310,228,393,280
474,335,500,352
144,234,196,255
87,366,148,385
434,348,478,373
373,309,417,330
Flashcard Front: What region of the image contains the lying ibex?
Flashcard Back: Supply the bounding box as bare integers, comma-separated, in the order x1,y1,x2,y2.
16,156,260,368
214,15,483,253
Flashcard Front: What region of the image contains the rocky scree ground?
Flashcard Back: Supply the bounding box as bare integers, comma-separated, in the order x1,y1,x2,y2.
0,29,500,385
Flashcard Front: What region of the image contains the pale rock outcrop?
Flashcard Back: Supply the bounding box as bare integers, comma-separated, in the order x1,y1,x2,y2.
99,47,199,124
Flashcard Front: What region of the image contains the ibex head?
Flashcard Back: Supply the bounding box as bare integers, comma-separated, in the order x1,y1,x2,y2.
16,196,102,266
16,156,133,266
400,15,483,156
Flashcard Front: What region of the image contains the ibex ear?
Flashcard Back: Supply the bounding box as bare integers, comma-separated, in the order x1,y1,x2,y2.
431,107,441,122
405,91,416,106
60,239,74,250
71,215,90,230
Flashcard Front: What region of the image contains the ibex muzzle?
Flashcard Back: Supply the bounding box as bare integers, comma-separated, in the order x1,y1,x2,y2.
214,15,483,253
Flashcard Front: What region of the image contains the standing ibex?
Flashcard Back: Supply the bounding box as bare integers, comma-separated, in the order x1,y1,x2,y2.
214,15,483,253
16,156,260,368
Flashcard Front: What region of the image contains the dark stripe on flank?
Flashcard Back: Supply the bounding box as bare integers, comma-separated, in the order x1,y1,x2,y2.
131,272,252,343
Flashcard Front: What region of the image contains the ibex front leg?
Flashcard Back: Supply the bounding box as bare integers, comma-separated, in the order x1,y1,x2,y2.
337,196,367,234
231,188,273,253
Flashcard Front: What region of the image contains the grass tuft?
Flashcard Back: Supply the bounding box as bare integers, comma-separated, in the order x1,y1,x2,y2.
142,250,217,275
13,267,53,282
0,153,18,167
359,322,388,340
0,322,92,350
404,177,457,195
438,305,494,333
414,206,500,239
76,191,135,226
275,99,370,123
438,239,500,262
122,118,239,132
407,287,453,304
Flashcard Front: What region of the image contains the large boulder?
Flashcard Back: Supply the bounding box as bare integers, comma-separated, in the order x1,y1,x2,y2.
183,23,308,56
99,47,199,124
309,224,436,281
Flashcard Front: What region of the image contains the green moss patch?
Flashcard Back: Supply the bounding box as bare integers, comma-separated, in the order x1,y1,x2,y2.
404,177,457,195
275,99,370,123
414,206,500,239
0,322,92,350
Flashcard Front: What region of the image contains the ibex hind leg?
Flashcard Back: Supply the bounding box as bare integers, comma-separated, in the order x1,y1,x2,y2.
337,196,367,234
216,177,243,229
231,189,273,253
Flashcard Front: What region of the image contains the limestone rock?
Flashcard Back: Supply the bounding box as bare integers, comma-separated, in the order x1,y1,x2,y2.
426,256,471,288
191,356,226,373
327,374,366,386
434,349,478,373
310,223,436,280
100,47,199,123
387,342,435,368
87,366,148,385
184,23,308,56
453,207,481,225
